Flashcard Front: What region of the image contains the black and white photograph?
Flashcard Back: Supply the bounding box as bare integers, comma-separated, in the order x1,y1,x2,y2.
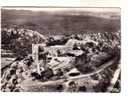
1,7,121,92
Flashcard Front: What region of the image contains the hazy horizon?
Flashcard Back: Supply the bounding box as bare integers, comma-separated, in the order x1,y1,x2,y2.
2,7,120,13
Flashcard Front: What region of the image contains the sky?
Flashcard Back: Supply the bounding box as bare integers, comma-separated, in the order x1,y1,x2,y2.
1,0,120,7
1,0,120,13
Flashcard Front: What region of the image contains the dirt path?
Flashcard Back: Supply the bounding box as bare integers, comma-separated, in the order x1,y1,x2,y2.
20,57,117,91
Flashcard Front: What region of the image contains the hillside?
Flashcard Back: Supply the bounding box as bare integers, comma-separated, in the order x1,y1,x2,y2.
1,28,46,57
1,9,121,92
1,9,120,35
